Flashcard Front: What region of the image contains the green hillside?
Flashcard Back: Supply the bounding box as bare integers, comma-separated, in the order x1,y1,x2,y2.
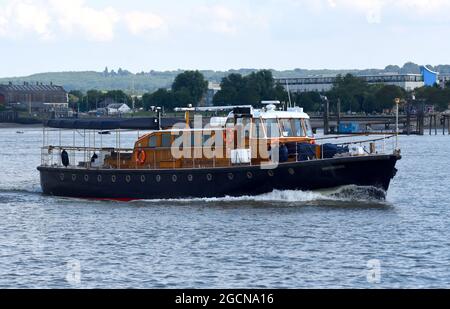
1,63,448,94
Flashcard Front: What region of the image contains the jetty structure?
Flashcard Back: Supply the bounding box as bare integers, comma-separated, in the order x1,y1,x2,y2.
37,101,401,200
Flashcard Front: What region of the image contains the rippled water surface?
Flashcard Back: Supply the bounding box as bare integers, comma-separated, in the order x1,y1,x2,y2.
0,128,449,288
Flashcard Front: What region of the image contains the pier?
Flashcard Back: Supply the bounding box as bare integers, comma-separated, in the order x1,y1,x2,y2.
314,112,449,136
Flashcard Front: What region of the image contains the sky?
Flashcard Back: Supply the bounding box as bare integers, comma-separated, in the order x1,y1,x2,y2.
1,0,450,77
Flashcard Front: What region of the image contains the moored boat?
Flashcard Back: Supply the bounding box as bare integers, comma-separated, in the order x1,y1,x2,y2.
37,102,401,200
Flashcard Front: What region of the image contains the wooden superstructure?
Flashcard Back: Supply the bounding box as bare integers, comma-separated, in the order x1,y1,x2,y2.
104,104,317,170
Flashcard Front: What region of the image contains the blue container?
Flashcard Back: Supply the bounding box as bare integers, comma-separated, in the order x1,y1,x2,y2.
339,122,360,134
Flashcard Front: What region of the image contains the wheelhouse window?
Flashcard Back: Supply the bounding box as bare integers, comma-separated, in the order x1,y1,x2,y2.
236,118,251,138
279,119,294,137
264,119,280,138
292,119,304,137
252,118,264,138
149,135,158,148
161,134,172,148
304,119,314,137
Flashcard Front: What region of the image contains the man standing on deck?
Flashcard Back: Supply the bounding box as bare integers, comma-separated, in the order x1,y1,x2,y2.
61,149,69,167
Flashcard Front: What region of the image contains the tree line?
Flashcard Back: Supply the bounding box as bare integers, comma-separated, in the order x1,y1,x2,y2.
68,70,450,114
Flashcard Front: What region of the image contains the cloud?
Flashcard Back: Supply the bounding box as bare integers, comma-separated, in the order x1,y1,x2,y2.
1,0,449,42
0,0,52,39
198,5,237,35
50,0,120,42
324,0,450,23
0,0,166,41
124,11,165,36
194,4,269,36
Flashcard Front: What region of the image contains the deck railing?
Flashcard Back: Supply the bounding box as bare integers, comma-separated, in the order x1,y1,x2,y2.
40,134,397,170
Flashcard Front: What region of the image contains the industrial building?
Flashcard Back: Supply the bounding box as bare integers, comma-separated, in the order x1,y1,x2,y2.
276,66,440,93
0,82,68,112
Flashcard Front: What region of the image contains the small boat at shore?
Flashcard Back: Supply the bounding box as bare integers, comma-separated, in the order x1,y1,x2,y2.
37,102,401,200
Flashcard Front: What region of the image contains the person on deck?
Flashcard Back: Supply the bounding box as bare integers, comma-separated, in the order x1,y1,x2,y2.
91,153,98,164
61,149,69,167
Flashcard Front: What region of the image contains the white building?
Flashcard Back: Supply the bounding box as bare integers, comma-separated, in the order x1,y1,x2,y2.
107,103,131,115
276,74,425,93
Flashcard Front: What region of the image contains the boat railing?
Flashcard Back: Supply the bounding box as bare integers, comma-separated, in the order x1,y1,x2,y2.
40,146,134,169
40,134,397,170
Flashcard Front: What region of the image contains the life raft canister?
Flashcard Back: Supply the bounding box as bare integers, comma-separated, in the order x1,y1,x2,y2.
136,149,147,165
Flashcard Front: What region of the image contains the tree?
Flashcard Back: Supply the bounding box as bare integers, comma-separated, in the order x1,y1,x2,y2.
68,90,83,110
105,90,131,104
142,89,176,111
213,70,288,106
373,85,406,112
293,92,323,112
328,74,370,113
85,90,104,111
213,73,245,105
172,71,208,105
415,86,450,111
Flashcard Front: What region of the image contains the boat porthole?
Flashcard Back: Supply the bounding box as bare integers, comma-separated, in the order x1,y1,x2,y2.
141,175,146,183
126,175,131,183
111,175,116,183
187,174,193,182
156,175,161,182
288,168,295,175
84,175,89,182
72,174,77,182
228,173,234,180
207,174,213,181
97,175,102,183
247,172,253,179
172,175,178,182
268,170,274,177
60,173,65,181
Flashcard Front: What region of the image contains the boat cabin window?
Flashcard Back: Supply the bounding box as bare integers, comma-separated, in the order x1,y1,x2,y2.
236,118,251,138
264,119,280,138
161,133,172,148
280,119,294,137
292,119,304,137
252,118,264,139
149,135,158,148
304,119,314,137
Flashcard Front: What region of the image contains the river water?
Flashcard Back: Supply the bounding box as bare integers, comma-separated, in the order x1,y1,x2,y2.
0,127,449,288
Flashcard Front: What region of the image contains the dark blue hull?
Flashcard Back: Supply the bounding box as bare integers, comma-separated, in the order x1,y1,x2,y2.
38,154,400,200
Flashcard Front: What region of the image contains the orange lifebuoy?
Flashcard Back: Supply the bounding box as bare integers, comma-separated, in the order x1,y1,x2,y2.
136,149,147,165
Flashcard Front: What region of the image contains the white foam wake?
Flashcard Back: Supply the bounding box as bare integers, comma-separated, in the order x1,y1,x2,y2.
135,186,386,204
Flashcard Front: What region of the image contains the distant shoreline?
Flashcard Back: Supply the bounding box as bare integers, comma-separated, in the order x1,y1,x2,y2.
0,123,43,129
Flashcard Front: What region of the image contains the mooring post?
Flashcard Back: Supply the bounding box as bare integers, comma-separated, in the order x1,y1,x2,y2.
337,99,341,134
448,115,450,135
435,114,438,135
429,115,432,135
443,115,446,135
419,112,424,135
323,97,330,135
406,103,411,136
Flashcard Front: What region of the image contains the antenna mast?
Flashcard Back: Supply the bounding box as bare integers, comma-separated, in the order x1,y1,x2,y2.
286,80,293,108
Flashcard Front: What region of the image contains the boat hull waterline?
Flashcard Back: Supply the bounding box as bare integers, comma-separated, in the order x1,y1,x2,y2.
38,154,400,200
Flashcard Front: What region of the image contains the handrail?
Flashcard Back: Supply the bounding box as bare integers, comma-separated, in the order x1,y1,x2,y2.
331,135,396,146
42,146,134,152
313,133,396,141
